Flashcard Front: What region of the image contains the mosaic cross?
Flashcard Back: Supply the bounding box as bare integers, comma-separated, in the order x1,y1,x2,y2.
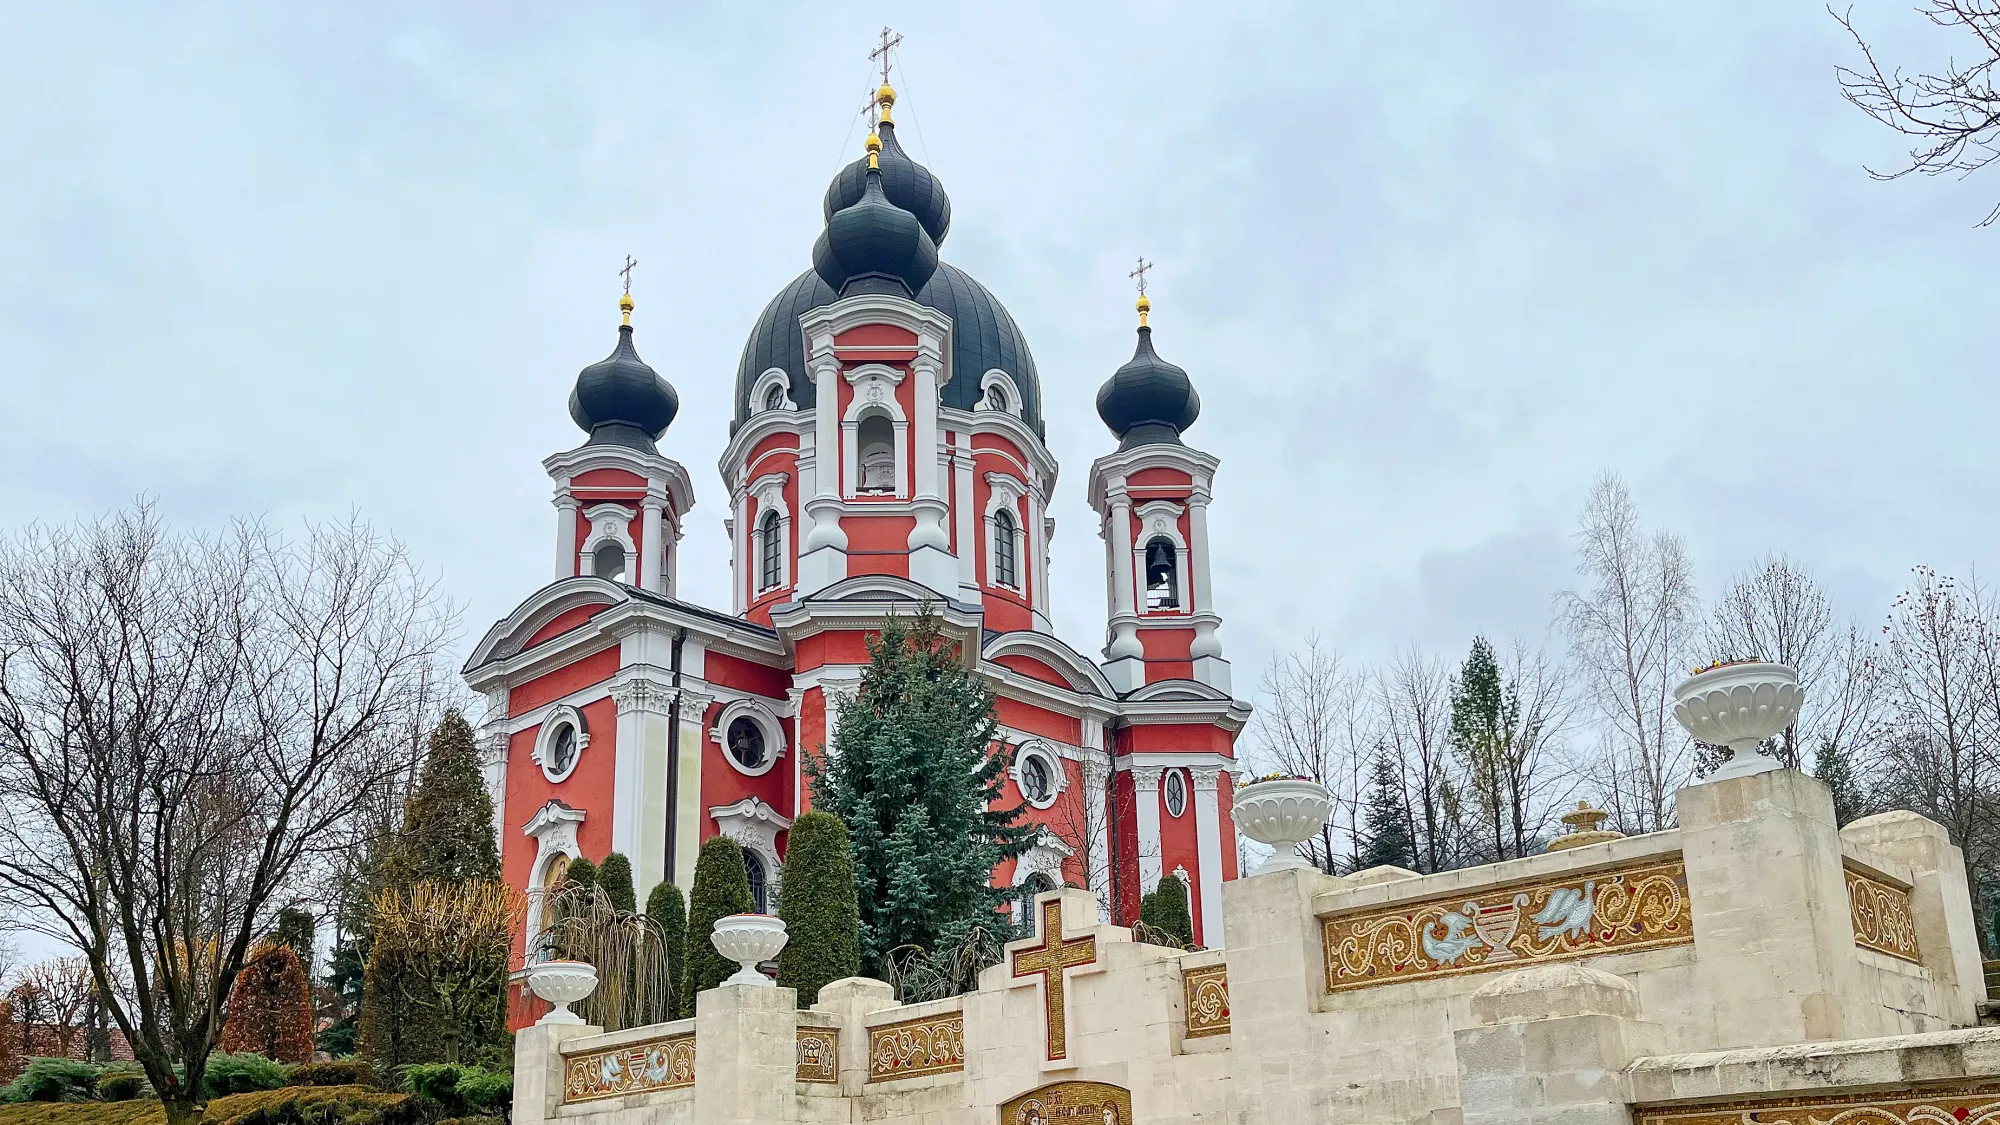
1010,897,1097,1062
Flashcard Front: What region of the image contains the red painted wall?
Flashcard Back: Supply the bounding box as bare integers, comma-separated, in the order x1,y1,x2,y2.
522,603,607,651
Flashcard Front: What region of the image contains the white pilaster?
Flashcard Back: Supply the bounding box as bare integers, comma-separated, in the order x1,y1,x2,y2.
1083,758,1111,921
952,432,980,600
1187,485,1215,614
1105,481,1143,692
608,675,673,901
798,349,848,595
1133,765,1164,894
639,497,665,593
907,347,956,592
1027,478,1051,627
1191,765,1226,947
552,493,579,580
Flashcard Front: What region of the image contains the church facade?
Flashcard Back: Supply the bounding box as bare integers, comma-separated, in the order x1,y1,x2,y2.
463,84,1249,1018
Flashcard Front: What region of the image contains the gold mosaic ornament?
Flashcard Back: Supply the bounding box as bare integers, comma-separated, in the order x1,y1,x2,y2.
1632,1083,2000,1123
562,1033,696,1103
999,1079,1134,1125
1182,964,1230,1038
1846,863,1922,963
1322,858,1693,992
1010,898,1098,1062
867,1012,964,1081
795,1025,839,1083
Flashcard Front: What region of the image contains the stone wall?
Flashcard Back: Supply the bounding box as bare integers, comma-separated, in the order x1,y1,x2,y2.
515,769,1994,1124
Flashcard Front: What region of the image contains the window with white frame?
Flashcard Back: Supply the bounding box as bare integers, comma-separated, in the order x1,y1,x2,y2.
1011,742,1064,809
758,510,782,591
856,413,895,493
1144,538,1179,610
993,508,1019,589
535,706,589,784
1163,767,1189,818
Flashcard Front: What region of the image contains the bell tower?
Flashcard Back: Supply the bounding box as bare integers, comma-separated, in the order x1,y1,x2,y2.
1086,277,1230,693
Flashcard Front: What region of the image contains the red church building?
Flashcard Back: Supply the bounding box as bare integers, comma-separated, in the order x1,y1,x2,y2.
462,85,1249,1018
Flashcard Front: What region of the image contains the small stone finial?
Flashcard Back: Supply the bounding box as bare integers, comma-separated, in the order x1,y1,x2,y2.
1546,800,1622,852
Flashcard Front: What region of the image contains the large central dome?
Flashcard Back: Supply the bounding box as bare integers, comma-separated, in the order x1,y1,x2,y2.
732,115,1041,435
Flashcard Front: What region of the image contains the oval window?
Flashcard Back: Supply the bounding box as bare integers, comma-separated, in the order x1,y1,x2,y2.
548,724,578,778
727,716,767,770
1021,755,1052,803
1164,769,1188,818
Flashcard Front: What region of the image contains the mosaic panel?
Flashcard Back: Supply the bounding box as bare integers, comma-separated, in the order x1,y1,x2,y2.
1847,863,1922,963
867,1011,964,1082
1633,1083,2000,1124
999,1080,1133,1125
1322,857,1693,992
795,1025,838,1084
562,1033,695,1103
1182,963,1230,1038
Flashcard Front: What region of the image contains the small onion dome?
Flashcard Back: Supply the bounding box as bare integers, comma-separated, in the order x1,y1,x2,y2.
823,111,951,245
811,149,940,298
568,299,679,450
1095,318,1200,449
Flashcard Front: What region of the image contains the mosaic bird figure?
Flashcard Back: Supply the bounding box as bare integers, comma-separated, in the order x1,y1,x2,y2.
1422,911,1481,965
1532,881,1595,942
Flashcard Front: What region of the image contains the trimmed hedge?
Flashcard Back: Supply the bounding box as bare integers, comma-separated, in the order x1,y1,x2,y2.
683,836,755,1010
562,856,597,892
0,1059,104,1103
597,853,636,913
286,1061,378,1089
0,1084,411,1125
776,811,860,1007
401,1064,509,1118
95,1073,146,1102
1138,875,1194,948
200,1054,291,1099
645,880,689,1021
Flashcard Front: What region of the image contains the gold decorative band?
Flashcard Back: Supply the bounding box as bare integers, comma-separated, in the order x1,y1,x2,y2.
867,1011,964,1081
1633,1082,2000,1124
1182,964,1230,1038
795,1025,839,1084
563,1033,696,1103
1846,864,1921,963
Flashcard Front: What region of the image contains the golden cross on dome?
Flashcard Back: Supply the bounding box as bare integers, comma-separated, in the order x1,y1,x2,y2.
1129,257,1154,327
1010,897,1097,1062
870,27,903,88
618,255,638,325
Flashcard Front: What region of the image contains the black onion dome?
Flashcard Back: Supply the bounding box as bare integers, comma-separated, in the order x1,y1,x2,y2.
732,262,1041,434
1096,325,1199,448
823,120,951,246
568,323,679,451
812,167,939,298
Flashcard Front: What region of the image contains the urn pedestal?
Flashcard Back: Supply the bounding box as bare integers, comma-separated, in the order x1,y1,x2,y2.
1234,779,1334,875
1672,661,1806,781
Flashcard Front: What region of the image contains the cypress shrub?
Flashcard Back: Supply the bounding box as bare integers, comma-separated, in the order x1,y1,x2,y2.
291,1060,380,1088
682,837,754,1010
776,812,860,1007
356,940,443,1069
1138,875,1195,948
271,906,317,961
383,711,502,887
646,881,689,1021
598,853,637,913
563,856,598,893
220,942,316,1063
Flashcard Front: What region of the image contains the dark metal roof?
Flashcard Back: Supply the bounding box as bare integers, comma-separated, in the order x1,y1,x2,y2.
732,262,1042,435
1095,325,1199,449
823,121,951,246
811,169,939,298
569,325,678,450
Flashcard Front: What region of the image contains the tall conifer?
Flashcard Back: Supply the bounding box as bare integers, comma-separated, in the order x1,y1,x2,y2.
808,608,1031,971
645,882,689,1020
682,837,755,1010
383,710,500,886
1357,752,1418,872
776,812,861,1007
598,853,637,913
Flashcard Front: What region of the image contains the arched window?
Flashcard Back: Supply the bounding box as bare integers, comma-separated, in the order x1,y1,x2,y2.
758,510,781,591
1014,871,1055,932
1144,538,1179,610
593,541,628,583
987,386,1007,412
856,413,895,492
993,508,1018,589
764,384,785,411
744,850,769,914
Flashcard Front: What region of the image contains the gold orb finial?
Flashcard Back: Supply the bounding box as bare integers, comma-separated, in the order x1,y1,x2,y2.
1136,293,1151,327
865,129,882,170
619,291,634,326
877,82,896,123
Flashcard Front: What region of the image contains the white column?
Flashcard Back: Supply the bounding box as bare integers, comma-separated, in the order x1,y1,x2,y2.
665,514,682,598
608,676,672,901
1105,482,1143,691
552,494,579,580
1083,758,1111,921
906,348,955,592
731,490,749,612
798,352,848,595
1133,765,1164,894
1027,477,1050,627
953,433,980,599
639,497,665,593
1187,485,1214,614
1191,766,1226,947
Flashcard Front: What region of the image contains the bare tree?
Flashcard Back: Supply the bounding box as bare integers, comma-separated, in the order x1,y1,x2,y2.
18,958,94,1056
1378,647,1461,873
0,503,454,1125
1250,636,1373,874
1706,554,1846,768
1835,2,2000,225
1556,474,1698,833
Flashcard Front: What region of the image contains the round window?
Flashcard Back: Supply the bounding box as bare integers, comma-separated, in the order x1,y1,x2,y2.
1164,769,1188,818
727,716,767,770
1021,755,1052,803
548,723,578,778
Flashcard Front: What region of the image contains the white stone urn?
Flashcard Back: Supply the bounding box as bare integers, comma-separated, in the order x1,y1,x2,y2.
526,959,598,1025
1672,660,1806,782
1233,778,1333,875
711,913,788,987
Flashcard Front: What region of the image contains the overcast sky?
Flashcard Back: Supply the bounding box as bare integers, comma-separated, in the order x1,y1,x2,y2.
4,1,1996,697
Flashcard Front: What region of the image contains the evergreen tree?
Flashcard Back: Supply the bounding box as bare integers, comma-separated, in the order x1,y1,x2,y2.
598,853,637,914
682,837,755,1011
1357,752,1418,872
382,710,501,887
355,941,442,1069
271,907,316,961
1451,637,1517,862
1137,875,1194,948
221,942,315,1063
318,935,364,1057
776,812,861,1007
564,856,599,892
646,881,689,1021
808,608,1032,971
1815,737,1871,827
